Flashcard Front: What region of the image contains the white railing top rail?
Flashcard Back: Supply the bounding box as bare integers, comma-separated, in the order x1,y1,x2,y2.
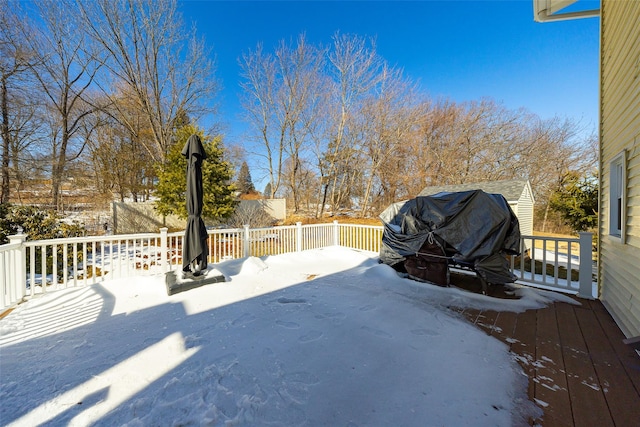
10,222,371,248
21,232,165,247
1,239,22,251
204,227,244,233
338,223,384,230
524,235,580,243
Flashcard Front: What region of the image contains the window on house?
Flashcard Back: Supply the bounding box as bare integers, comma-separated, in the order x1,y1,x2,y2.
609,150,626,241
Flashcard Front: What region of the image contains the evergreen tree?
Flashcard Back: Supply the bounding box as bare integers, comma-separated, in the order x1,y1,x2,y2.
0,204,85,244
264,182,272,199
155,125,237,222
0,204,86,278
549,172,598,232
237,161,255,194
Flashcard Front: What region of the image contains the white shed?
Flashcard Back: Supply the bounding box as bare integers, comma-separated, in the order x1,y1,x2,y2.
418,179,535,247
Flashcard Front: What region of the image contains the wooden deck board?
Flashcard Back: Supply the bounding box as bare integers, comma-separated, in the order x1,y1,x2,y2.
458,293,640,426
534,305,572,427
513,308,538,400
493,310,518,342
590,299,640,392
558,304,614,427
576,303,640,427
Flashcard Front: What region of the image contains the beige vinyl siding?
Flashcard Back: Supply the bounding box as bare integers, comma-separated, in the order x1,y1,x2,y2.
599,0,640,337
507,201,532,251
518,185,534,238
630,153,640,248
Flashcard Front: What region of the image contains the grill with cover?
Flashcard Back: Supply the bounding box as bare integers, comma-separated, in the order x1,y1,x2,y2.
379,190,521,293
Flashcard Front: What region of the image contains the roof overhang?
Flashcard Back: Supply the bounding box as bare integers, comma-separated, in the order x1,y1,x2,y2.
534,0,600,22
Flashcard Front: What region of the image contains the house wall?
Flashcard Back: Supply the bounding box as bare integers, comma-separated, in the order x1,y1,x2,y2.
112,201,184,234
599,0,640,338
112,199,287,234
238,199,287,222
517,184,535,238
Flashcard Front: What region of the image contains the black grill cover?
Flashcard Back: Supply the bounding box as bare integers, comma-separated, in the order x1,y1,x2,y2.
379,190,521,285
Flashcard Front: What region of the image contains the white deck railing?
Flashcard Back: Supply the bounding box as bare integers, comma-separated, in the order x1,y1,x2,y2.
511,232,595,297
0,222,594,311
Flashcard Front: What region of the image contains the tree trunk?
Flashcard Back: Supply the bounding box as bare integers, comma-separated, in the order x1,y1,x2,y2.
51,172,61,209
1,77,10,204
51,127,70,210
542,201,550,233
319,181,329,218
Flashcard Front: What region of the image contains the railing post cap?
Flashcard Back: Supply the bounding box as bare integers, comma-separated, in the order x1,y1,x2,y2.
8,233,27,243
578,231,594,243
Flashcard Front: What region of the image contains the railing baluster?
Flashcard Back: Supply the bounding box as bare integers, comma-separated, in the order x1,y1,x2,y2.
63,243,68,288
8,249,15,302
40,244,47,292
1,251,7,307
52,243,58,289
100,241,105,281
542,240,548,284
554,240,559,287
29,246,35,297
519,238,526,280
110,239,115,279
126,239,130,277
83,242,88,287
91,241,96,285
567,240,573,285
73,243,78,287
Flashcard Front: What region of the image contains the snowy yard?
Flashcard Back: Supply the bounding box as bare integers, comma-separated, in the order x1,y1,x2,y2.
0,247,578,426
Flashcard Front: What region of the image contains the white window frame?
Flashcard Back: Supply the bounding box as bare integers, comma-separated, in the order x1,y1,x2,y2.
609,150,627,242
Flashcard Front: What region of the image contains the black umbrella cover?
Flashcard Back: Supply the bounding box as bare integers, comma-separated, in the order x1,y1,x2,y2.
182,134,209,274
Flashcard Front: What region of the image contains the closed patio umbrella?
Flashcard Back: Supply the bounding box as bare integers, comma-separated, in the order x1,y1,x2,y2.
182,134,209,275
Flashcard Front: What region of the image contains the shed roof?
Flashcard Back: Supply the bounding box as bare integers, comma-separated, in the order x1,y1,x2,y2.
418,179,532,203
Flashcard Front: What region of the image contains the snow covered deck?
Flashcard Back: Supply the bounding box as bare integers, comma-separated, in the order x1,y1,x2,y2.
1,247,637,425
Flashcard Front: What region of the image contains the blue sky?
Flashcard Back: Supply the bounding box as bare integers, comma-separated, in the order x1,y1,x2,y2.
179,0,600,155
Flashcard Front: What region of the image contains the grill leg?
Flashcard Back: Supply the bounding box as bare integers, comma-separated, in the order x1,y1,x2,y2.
479,277,489,295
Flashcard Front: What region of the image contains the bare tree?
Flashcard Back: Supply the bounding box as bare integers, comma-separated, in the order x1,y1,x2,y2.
356,65,419,215
226,201,276,228
280,155,318,213
405,97,593,230
87,94,156,203
237,31,595,221
279,37,325,212
0,0,39,203
240,43,280,197
77,0,218,162
240,34,325,211
520,116,590,231
319,33,383,216
14,0,103,209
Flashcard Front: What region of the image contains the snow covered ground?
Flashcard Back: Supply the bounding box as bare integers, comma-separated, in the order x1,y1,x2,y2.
0,247,578,426
532,247,581,271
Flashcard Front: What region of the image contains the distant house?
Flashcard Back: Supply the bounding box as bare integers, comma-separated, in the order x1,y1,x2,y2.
419,179,535,241
535,0,640,338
